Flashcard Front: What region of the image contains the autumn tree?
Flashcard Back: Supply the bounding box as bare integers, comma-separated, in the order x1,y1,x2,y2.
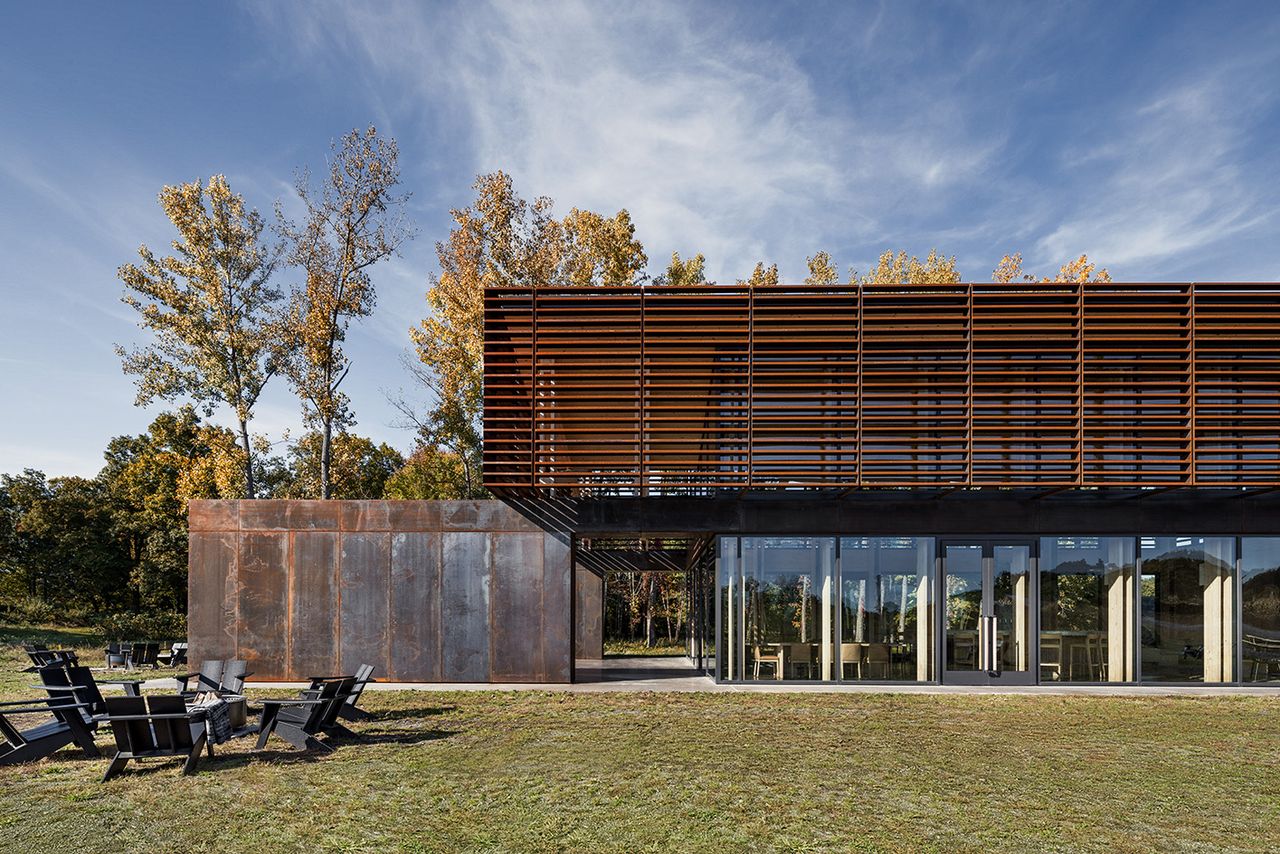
991,252,1112,283
652,251,708,286
278,126,413,498
739,262,779,286
406,171,647,497
861,249,961,285
260,431,403,499
804,251,841,285
116,175,281,498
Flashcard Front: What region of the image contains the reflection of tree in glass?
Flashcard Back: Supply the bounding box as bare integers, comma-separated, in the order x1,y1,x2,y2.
946,575,980,629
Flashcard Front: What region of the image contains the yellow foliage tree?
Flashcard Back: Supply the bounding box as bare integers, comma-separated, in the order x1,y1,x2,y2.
277,126,413,498
861,249,961,285
116,174,281,498
407,171,647,498
738,261,779,286
991,252,1112,283
653,251,708,287
804,251,841,286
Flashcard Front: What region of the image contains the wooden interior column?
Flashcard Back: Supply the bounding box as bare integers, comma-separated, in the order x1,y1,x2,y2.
1106,538,1134,682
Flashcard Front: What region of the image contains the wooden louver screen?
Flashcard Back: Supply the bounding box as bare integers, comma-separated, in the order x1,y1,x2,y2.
483,283,1280,494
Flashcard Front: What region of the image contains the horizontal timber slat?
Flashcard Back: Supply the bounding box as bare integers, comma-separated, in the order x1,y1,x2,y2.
483,283,1280,493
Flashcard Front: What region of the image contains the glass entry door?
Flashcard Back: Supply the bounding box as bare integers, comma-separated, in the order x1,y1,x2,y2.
941,540,1036,685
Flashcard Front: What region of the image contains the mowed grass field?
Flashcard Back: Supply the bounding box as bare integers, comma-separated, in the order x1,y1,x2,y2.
2,625,1278,853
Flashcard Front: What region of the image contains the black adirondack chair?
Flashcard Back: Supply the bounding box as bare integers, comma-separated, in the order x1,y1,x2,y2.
255,676,356,752
22,646,78,673
175,659,224,696
127,642,160,670
101,695,207,781
36,665,107,720
218,659,252,695
157,643,188,667
0,696,99,765
308,664,375,721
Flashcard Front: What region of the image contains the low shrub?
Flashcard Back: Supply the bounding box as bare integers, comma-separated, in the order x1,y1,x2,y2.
0,596,92,627
93,611,187,642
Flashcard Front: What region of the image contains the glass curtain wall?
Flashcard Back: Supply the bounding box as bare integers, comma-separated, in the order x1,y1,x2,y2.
1139,537,1236,683
741,537,836,681
1241,538,1280,683
1039,537,1136,682
840,537,934,681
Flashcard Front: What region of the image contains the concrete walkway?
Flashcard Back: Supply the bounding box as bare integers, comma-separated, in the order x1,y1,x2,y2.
116,656,1280,696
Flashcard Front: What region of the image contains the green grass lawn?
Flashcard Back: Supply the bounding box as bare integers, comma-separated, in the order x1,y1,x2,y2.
2,627,1279,853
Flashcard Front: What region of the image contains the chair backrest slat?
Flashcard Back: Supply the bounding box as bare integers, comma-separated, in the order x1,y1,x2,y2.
148,695,191,751
196,659,224,692
66,666,107,716
320,677,358,728
106,696,151,753
220,660,248,694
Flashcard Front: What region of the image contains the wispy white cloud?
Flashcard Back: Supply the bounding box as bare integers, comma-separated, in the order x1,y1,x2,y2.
1035,57,1279,275
250,0,1004,282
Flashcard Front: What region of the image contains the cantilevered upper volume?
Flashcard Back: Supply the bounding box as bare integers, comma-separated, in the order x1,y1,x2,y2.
483,282,1280,494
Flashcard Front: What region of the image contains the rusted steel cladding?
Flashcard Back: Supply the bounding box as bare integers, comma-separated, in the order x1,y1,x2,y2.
187,500,572,683
484,283,1280,492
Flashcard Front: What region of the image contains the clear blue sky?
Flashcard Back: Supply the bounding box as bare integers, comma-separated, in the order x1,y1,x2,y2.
2,1,1278,478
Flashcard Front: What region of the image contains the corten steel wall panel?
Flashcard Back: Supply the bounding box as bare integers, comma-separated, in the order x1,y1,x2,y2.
441,532,492,681
489,532,545,681
574,566,604,660
1193,284,1280,484
240,499,342,531
749,289,858,486
540,533,573,681
644,287,751,491
189,500,572,683
188,531,238,664
339,533,391,677
389,532,442,681
289,532,338,678
238,533,289,679
534,289,643,490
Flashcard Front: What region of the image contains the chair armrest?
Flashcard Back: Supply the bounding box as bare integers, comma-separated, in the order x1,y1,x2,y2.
103,712,198,722
0,702,92,714
259,698,326,707
306,675,350,682
30,685,80,692
99,680,145,686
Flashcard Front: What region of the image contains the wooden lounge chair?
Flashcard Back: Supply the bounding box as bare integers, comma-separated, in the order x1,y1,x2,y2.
255,677,356,752
0,696,99,765
307,664,375,721
101,695,207,781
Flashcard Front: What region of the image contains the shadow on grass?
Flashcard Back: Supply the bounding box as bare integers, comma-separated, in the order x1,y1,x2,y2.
337,728,458,747
360,704,456,723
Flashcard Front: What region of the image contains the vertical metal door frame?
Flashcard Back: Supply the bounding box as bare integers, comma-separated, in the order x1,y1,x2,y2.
939,538,1039,686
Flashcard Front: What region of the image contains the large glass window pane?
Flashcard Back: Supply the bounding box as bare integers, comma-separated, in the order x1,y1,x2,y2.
1241,538,1280,683
839,537,934,681
993,545,1032,674
944,545,983,672
741,537,836,681
1140,536,1236,683
1039,537,1136,682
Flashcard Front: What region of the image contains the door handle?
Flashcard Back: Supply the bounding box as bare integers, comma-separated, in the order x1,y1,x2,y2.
980,615,999,674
